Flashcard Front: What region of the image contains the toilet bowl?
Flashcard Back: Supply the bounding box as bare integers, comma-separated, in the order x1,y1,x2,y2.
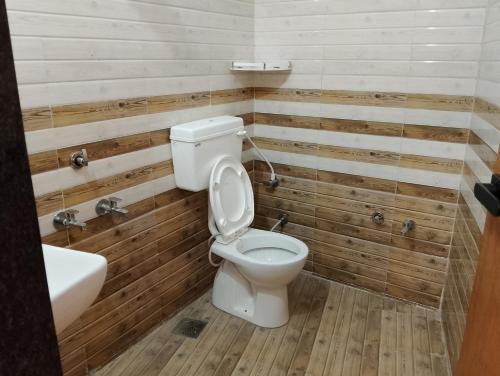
211,228,308,328
208,155,308,328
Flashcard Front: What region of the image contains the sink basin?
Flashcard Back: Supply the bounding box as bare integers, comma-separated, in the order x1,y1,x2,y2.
42,244,107,334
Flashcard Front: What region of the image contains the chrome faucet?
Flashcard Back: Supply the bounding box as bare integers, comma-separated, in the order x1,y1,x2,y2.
400,219,416,236
53,209,87,231
96,197,129,216
70,148,89,168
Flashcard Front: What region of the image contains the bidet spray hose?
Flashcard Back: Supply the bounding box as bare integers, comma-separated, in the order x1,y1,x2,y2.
237,130,276,181
207,234,222,267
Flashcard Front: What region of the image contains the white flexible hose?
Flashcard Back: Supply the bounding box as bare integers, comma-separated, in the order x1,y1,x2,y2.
270,221,282,232
237,130,276,181
207,234,222,267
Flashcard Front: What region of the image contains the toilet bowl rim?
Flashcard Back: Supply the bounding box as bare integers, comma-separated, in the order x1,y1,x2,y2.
211,228,309,266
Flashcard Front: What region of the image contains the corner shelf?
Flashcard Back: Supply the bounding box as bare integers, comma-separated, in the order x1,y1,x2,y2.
230,61,292,72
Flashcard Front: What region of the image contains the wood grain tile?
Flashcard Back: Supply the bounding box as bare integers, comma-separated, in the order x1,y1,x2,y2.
399,154,463,174
147,92,210,114
403,124,469,144
317,144,400,166
321,90,407,108
321,117,403,137
317,169,397,193
22,107,53,131
254,112,320,129
57,133,152,167
62,162,165,207
53,98,147,127
406,93,473,112
396,182,459,204
29,150,59,174
255,87,321,102
36,190,64,216
211,87,253,105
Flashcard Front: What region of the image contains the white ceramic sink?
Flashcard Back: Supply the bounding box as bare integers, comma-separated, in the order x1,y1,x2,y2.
42,244,107,334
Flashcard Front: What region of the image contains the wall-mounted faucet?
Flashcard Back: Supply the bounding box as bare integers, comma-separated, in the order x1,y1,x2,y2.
70,148,89,168
96,197,129,216
400,219,416,236
271,213,289,232
53,209,87,231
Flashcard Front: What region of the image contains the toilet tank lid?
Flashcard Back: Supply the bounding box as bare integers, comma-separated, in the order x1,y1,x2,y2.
170,116,244,143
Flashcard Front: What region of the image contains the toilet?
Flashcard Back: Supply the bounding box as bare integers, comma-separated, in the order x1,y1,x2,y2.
170,116,308,328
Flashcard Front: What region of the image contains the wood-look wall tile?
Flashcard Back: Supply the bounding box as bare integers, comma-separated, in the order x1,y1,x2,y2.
238,112,254,126
396,182,458,204
69,197,156,246
386,284,440,308
388,260,445,285
60,347,87,375
390,222,452,245
315,218,392,245
149,129,170,147
53,98,147,127
391,207,455,232
152,160,174,179
255,172,317,194
211,88,254,105
386,271,442,297
255,194,315,216
255,113,320,129
403,124,469,144
255,87,321,103
389,235,449,258
147,92,210,114
256,204,315,228
313,263,386,293
316,206,393,233
57,133,152,168
399,154,463,174
317,145,400,166
474,97,500,131
317,170,396,193
314,252,387,281
155,188,200,208
254,137,318,155
316,181,396,207
468,131,497,171
311,241,388,270
29,150,59,175
42,229,69,247
36,190,64,216
62,163,159,207
320,118,403,137
406,94,473,112
321,90,407,108
22,107,53,131
255,160,317,180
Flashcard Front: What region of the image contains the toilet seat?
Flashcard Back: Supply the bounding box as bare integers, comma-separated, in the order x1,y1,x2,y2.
209,156,254,242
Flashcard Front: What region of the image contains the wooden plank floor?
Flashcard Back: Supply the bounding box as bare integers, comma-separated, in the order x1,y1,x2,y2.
95,273,450,376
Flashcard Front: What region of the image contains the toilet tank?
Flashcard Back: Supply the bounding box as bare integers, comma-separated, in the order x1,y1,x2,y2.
170,116,244,191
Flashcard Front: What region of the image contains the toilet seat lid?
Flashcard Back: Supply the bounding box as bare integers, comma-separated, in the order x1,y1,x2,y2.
209,155,254,238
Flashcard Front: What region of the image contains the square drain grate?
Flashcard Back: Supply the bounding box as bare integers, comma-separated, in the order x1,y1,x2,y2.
172,318,208,339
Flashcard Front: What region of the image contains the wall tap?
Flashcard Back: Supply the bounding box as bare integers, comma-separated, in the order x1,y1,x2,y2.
53,209,87,231
70,148,89,168
271,213,289,232
96,197,129,216
265,176,280,189
400,219,416,236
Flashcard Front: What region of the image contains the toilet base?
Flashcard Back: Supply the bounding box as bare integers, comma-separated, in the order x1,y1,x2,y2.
212,260,289,328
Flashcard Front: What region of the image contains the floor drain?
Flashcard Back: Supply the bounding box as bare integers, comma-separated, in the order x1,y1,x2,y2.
172,318,208,339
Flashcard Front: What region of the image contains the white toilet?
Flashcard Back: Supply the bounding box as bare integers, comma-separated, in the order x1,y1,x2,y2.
171,116,308,328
